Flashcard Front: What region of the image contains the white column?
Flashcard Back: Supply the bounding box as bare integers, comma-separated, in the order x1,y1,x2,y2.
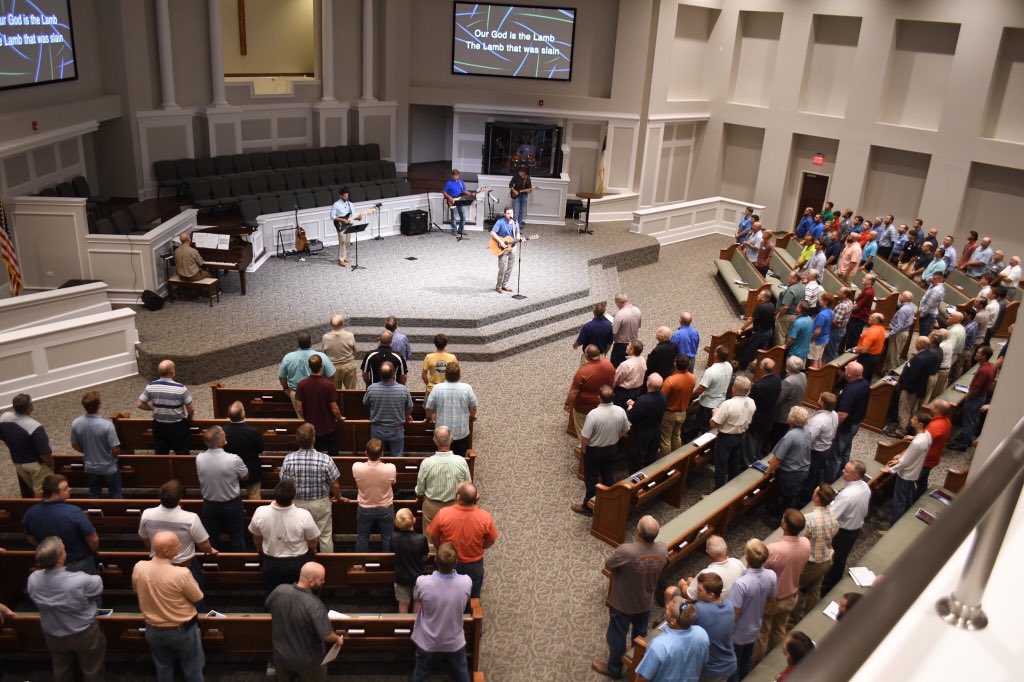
155,0,177,109
208,0,227,106
360,0,376,101
320,0,336,101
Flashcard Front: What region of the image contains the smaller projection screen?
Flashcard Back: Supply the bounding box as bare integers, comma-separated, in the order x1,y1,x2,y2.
0,0,78,92
452,3,575,81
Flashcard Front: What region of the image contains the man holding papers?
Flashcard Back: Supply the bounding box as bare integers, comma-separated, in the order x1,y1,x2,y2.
266,562,343,681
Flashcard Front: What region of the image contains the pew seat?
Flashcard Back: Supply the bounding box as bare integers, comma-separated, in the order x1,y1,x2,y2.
715,243,772,317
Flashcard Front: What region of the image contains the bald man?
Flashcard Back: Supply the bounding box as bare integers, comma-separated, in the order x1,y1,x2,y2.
671,312,701,366
137,359,195,455
266,562,343,681
361,329,409,386
646,326,679,380
173,231,209,282
593,515,668,679
132,531,205,681
627,373,667,472
826,362,870,482
322,315,359,389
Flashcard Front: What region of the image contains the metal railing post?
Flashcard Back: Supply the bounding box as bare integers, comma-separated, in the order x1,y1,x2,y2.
936,463,1024,629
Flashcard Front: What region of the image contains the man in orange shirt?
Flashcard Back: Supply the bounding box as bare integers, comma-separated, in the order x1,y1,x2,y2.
854,313,886,380
916,400,953,498
660,355,696,455
428,482,499,606
565,345,616,453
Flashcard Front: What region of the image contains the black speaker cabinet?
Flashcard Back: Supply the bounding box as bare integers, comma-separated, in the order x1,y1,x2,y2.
400,209,428,236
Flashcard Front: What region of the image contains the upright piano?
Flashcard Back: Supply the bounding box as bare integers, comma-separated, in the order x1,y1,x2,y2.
194,226,255,295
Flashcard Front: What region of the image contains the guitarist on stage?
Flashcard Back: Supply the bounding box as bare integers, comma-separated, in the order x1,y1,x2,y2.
442,169,476,241
509,167,533,226
331,188,369,267
490,206,522,294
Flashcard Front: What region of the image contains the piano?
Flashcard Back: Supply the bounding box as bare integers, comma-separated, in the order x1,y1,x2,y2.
188,226,256,296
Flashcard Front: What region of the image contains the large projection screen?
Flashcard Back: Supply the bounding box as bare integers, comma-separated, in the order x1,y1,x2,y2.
452,3,576,81
0,0,78,92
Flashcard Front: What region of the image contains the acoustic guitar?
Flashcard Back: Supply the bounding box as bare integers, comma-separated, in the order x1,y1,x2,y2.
489,233,539,256
294,226,308,252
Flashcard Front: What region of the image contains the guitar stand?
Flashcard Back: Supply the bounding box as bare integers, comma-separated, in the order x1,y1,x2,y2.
426,192,449,235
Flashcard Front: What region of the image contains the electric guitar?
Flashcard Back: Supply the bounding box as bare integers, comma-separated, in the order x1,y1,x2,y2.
489,233,539,257
333,207,379,230
510,186,534,198
447,187,492,207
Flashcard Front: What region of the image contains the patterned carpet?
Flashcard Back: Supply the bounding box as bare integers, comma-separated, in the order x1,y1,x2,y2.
0,227,973,681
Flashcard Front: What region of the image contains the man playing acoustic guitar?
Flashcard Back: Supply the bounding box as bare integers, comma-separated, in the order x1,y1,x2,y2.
331,188,370,267
489,206,538,294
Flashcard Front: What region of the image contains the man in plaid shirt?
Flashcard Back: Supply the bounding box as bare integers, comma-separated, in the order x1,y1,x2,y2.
280,424,341,552
425,361,479,458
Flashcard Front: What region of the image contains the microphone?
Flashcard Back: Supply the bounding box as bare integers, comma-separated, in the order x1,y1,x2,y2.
375,202,383,208
489,194,499,204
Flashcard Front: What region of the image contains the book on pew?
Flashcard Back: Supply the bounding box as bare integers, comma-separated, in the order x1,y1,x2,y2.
206,610,225,618
734,279,748,287
328,610,350,619
822,601,840,621
629,472,648,484
692,432,715,448
929,490,953,507
953,384,969,393
915,508,937,525
97,609,113,618
849,566,876,587
749,461,769,473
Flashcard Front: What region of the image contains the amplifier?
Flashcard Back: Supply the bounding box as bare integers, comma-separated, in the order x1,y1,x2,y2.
306,239,324,253
400,209,428,236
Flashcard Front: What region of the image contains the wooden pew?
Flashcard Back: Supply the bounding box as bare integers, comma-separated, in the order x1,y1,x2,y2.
702,328,785,378
51,451,477,493
862,352,981,433
589,437,716,546
0,498,423,539
0,550,414,608
112,416,447,455
872,256,973,322
803,352,858,408
210,384,429,421
0,601,483,670
715,243,773,317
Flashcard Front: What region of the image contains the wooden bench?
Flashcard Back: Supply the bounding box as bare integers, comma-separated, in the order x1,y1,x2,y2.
715,243,773,317
210,384,430,421
112,416,446,455
702,328,786,377
589,437,717,546
803,351,858,409
51,451,477,493
0,498,423,540
167,274,220,306
0,550,423,608
872,256,973,320
946,269,1017,337
863,356,981,433
0,602,483,671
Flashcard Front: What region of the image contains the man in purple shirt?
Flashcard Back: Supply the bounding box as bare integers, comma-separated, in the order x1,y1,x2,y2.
729,539,776,681
412,542,473,682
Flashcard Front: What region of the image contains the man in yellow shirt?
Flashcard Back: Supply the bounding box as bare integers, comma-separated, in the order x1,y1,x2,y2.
421,334,457,400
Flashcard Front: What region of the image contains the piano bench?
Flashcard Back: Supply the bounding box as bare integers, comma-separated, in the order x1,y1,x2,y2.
168,275,220,307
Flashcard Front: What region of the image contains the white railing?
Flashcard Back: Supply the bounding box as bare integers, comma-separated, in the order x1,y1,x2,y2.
631,196,766,245
0,307,139,404
0,282,112,332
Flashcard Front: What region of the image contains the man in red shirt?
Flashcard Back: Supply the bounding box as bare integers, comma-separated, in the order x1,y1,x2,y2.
565,345,615,452
948,346,996,452
844,274,875,349
916,399,953,498
428,482,499,605
295,355,344,456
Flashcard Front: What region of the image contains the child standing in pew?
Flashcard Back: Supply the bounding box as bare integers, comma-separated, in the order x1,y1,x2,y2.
392,508,429,613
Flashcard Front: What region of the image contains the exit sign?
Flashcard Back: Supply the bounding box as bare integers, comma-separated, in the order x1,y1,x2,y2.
812,153,825,165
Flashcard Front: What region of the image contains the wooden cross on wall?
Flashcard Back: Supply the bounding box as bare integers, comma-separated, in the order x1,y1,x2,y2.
238,0,247,55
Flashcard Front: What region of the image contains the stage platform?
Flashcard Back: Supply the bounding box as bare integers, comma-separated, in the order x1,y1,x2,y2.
132,219,659,384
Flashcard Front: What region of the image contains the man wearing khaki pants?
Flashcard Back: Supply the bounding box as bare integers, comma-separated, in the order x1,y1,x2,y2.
280,424,341,553
322,314,359,390
415,427,471,550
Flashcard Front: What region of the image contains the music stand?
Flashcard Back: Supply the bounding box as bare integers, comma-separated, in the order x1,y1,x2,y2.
342,223,368,271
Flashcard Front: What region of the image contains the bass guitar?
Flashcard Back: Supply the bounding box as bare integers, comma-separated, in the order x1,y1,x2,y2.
332,206,379,230
447,187,492,206
488,233,539,257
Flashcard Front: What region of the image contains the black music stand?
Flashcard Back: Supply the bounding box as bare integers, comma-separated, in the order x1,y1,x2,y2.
343,223,368,271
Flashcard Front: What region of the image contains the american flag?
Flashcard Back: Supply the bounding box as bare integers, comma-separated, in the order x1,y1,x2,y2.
0,198,24,296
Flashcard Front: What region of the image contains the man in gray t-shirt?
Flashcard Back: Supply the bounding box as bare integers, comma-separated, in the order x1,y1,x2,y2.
572,385,630,516
266,562,342,678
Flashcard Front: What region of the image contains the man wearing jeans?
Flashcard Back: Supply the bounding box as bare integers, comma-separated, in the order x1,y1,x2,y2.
411,542,473,682
591,515,667,679
70,391,122,498
136,360,194,455
728,539,776,681
281,423,342,552
363,362,414,456
133,531,205,682
350,438,397,552
428,482,499,607
826,362,870,482
947,346,996,452
195,426,248,552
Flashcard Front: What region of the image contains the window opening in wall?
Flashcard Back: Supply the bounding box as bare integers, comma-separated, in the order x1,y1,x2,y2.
222,0,316,96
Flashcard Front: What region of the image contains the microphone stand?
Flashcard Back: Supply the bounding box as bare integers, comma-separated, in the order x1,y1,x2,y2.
373,203,384,241
511,222,526,300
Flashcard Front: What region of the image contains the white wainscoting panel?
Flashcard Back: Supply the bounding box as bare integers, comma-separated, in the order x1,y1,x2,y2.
0,282,112,333
632,197,766,245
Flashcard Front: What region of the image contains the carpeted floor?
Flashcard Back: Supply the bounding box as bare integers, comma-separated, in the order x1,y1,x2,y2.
0,227,973,681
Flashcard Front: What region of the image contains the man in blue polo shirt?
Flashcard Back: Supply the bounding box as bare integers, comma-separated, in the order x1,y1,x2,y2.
278,331,335,414
24,474,100,574
670,312,700,367
490,206,521,294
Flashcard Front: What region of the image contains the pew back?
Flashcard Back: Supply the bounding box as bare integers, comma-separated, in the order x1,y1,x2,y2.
210,385,428,420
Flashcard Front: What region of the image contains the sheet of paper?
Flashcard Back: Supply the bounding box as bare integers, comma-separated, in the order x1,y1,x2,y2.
192,232,217,249
327,610,349,619
849,566,876,587
822,601,840,621
692,431,716,448
321,641,342,666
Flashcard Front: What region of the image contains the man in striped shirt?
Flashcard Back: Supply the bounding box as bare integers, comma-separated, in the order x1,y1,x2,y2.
364,362,414,456
425,361,479,457
136,360,194,455
415,426,471,550
281,424,341,552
